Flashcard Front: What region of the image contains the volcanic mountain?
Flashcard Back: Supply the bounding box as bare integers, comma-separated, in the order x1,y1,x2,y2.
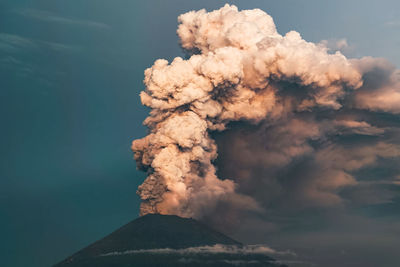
54,214,287,267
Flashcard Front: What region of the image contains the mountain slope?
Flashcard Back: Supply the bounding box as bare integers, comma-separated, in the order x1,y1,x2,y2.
54,214,286,267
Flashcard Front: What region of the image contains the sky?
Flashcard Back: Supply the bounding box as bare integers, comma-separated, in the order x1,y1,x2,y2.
1,1,399,267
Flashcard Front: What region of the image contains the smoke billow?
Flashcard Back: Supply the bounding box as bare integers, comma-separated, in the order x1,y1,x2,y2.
132,5,400,220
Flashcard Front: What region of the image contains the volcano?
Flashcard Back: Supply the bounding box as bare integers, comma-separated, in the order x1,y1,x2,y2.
54,214,286,267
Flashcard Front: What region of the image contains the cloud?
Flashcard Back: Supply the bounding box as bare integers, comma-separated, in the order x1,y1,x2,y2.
0,33,37,52
319,38,353,55
100,244,294,257
351,57,400,114
0,32,80,82
123,6,400,267
131,5,400,241
0,33,80,53
132,4,367,219
100,244,300,266
14,8,110,30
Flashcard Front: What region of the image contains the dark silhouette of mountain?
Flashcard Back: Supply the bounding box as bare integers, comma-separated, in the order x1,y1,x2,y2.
54,214,287,267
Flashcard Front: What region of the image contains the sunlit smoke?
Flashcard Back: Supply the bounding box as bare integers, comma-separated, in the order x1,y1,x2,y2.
132,4,400,219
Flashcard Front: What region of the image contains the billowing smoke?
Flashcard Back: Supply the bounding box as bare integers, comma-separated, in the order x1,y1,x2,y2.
132,5,400,221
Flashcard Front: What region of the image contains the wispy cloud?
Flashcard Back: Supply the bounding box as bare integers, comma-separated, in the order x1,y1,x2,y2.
100,244,295,257
0,55,35,75
0,33,80,53
14,8,110,30
0,33,37,52
0,33,79,86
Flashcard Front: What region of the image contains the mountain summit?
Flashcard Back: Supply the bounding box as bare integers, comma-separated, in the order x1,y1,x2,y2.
54,214,286,267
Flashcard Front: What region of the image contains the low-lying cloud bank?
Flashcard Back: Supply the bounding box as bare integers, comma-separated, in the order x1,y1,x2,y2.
100,244,294,257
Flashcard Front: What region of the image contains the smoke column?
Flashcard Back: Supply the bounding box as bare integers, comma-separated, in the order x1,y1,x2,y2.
132,5,400,218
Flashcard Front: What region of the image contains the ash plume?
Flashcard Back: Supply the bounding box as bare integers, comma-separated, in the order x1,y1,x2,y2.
132,4,400,220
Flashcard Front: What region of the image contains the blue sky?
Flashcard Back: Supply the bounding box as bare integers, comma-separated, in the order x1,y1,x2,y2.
1,1,399,267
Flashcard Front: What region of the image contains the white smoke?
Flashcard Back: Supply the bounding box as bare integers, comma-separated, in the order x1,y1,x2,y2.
132,4,400,219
